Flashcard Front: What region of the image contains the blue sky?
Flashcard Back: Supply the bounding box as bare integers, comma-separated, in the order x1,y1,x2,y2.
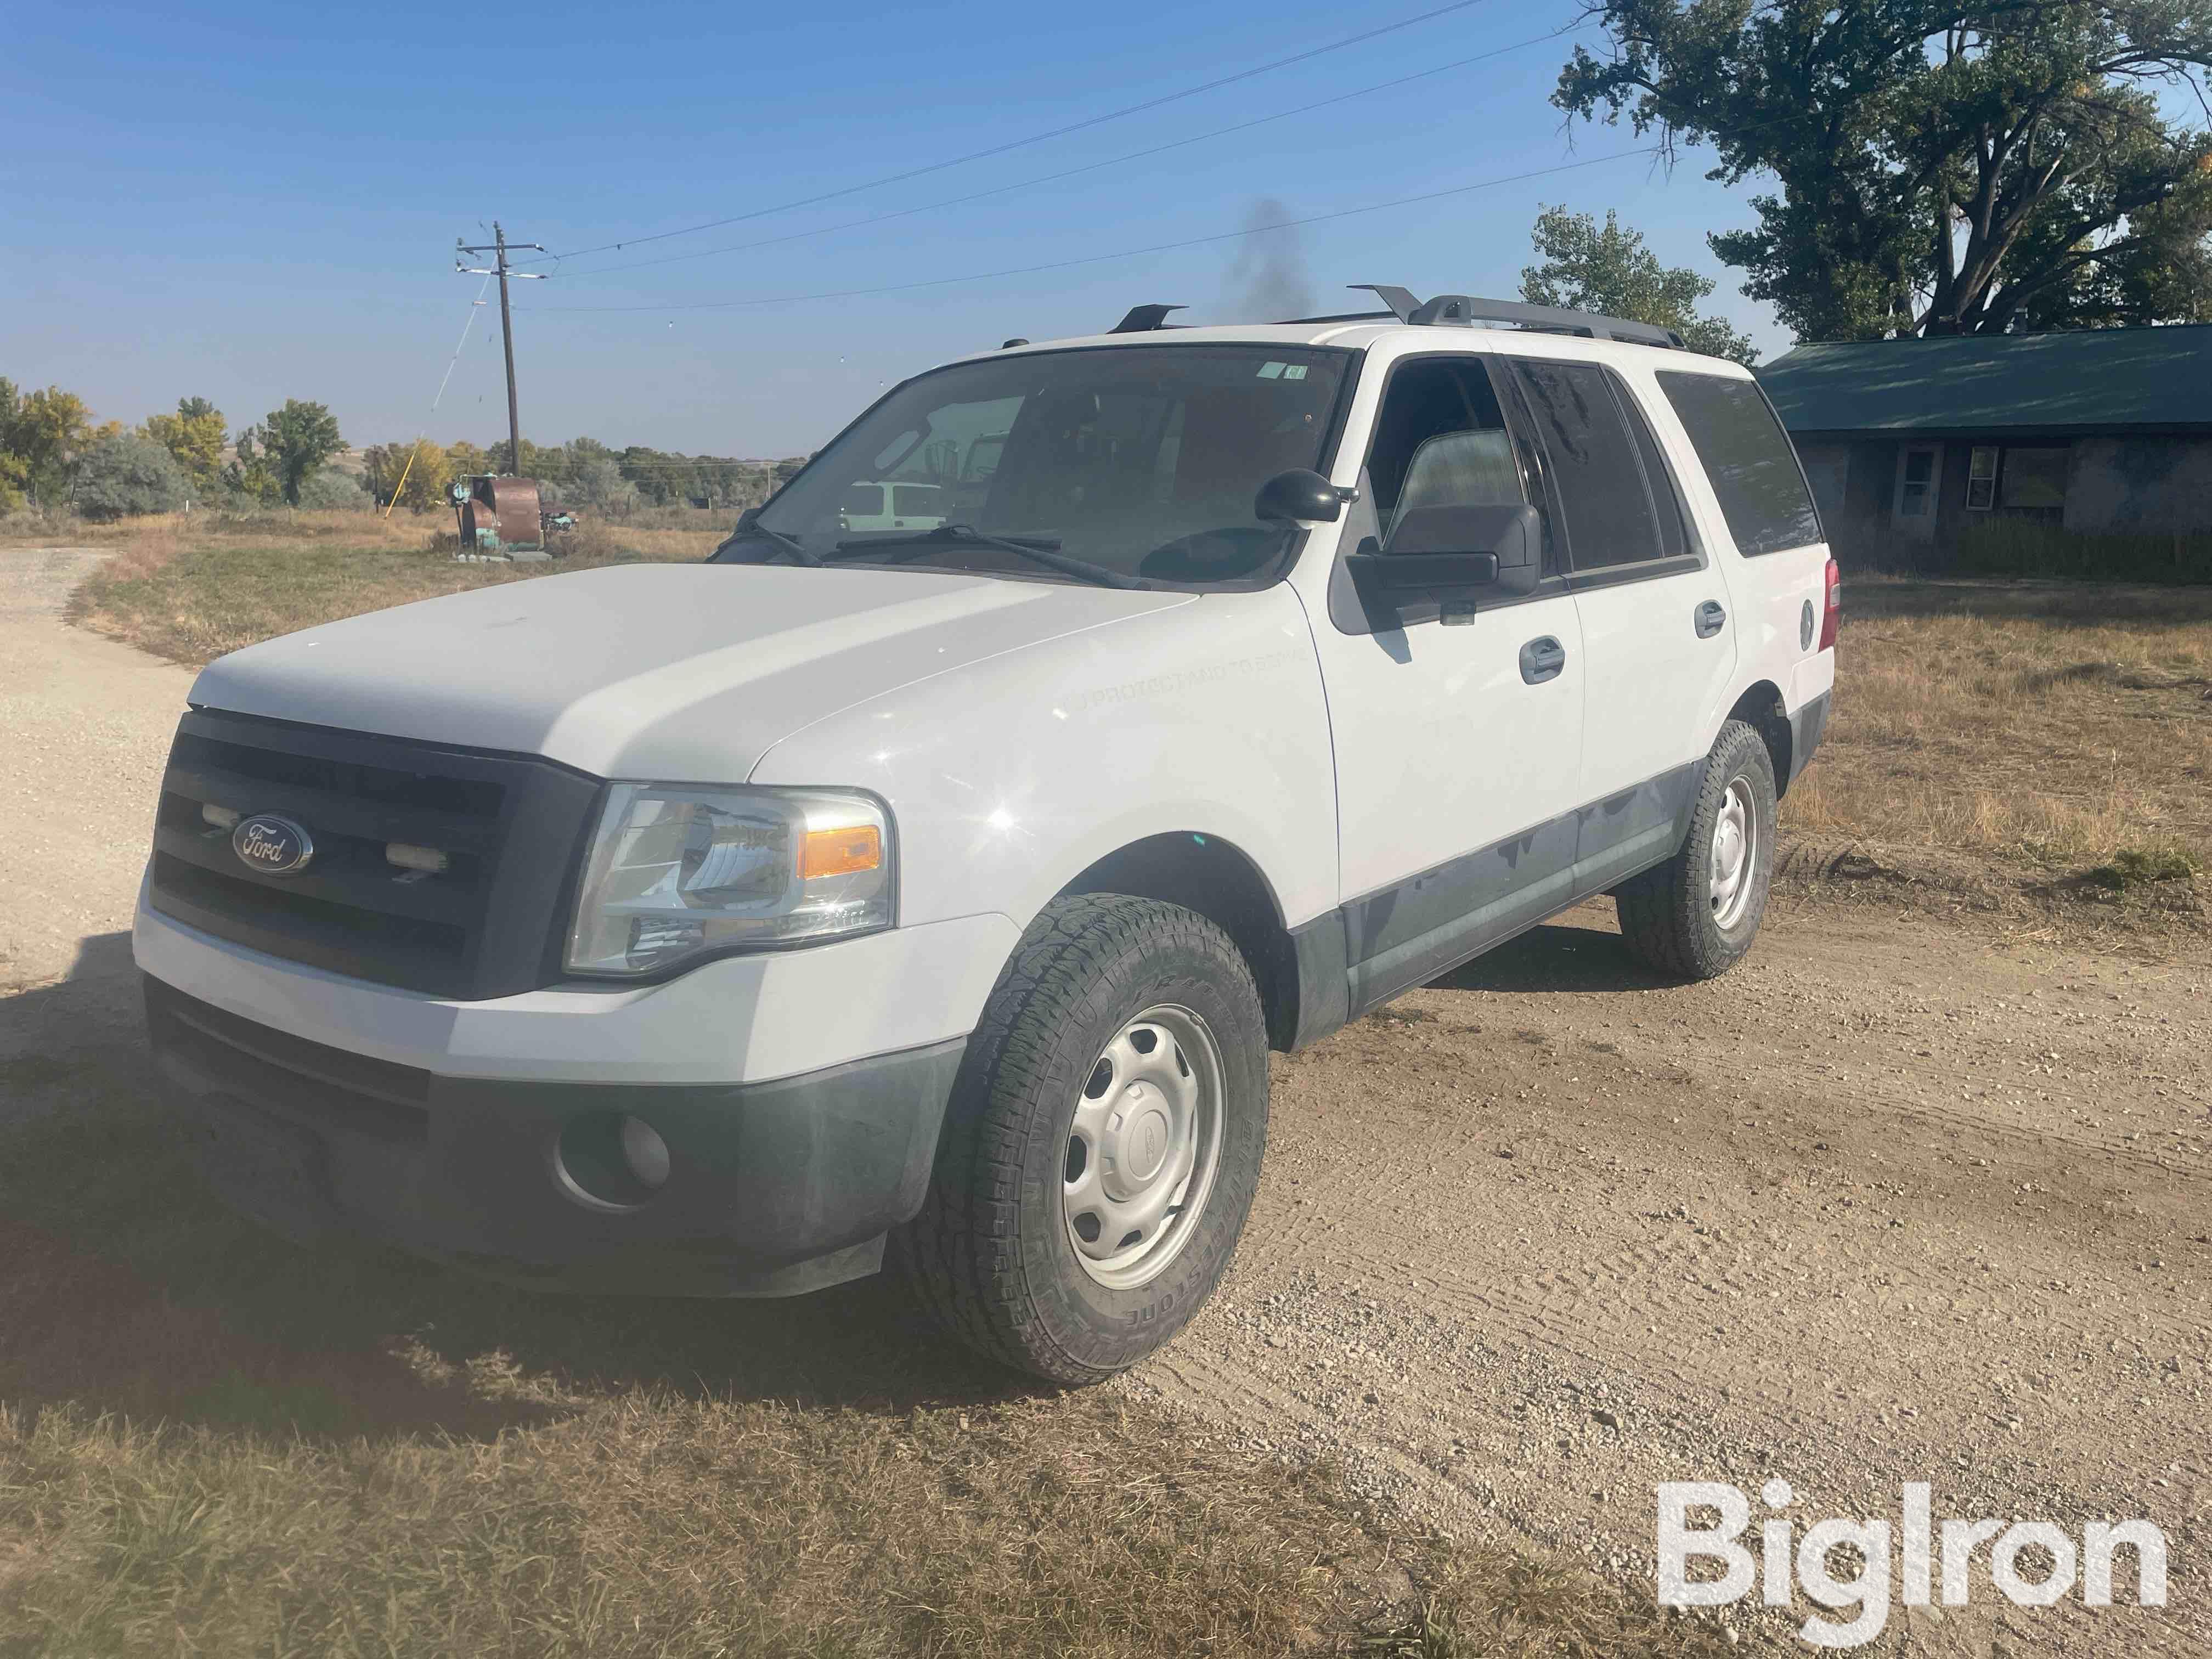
3,0,1786,457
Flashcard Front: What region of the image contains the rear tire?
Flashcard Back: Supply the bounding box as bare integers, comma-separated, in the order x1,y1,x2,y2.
1615,720,1777,980
893,894,1269,1385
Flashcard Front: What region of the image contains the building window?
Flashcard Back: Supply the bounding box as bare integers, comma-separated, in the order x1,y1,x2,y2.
2000,446,2069,510
1966,447,1999,510
1899,448,1937,517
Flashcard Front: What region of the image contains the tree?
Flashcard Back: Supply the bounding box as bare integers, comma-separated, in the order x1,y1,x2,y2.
1555,0,2212,338
224,428,281,504
444,439,496,483
239,399,343,504
0,379,24,511
72,432,189,520
1521,205,1760,362
2,385,94,507
362,439,453,511
143,396,227,495
295,466,370,510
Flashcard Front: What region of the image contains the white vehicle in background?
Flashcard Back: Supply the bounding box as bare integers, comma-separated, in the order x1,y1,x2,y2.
135,286,1837,1385
839,480,949,533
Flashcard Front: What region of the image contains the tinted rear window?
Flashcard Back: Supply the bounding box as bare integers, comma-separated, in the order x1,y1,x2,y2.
1512,360,1663,571
1657,373,1821,556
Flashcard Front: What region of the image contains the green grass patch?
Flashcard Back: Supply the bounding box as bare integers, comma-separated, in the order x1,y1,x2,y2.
2085,843,2203,890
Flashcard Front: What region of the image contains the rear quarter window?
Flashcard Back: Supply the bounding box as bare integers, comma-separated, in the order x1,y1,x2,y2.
1657,373,1821,556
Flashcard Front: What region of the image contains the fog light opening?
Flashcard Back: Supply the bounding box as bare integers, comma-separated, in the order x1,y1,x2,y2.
555,1113,672,1210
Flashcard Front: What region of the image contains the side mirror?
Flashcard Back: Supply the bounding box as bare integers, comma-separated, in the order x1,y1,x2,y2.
1345,503,1543,603
735,506,761,532
1255,468,1351,524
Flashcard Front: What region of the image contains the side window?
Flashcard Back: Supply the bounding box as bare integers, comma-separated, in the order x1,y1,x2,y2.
1656,372,1821,555
1362,357,1530,541
1617,380,1692,561
1510,360,1666,572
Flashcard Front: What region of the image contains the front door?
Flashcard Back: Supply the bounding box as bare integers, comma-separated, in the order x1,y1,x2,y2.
1305,352,1587,1012
1893,444,1942,541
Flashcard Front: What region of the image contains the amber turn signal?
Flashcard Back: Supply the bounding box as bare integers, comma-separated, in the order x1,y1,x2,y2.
802,824,883,879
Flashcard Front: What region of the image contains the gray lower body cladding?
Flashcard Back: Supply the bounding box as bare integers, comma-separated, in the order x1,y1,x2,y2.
144,974,964,1297
1786,689,1831,789
1290,756,1711,1038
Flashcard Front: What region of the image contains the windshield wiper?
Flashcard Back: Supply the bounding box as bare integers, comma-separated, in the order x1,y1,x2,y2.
715,522,820,566
832,524,1144,590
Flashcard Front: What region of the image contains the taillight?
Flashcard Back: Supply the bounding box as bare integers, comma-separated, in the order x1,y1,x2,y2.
1817,557,1842,650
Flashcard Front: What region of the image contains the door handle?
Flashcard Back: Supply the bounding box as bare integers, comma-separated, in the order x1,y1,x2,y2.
1695,600,1728,639
1519,636,1567,685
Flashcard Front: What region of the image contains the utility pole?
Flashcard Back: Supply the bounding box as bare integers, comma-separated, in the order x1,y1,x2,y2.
456,223,547,475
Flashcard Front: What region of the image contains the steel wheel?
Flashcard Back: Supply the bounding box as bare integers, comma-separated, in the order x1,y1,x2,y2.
1709,775,1758,930
1063,1003,1224,1291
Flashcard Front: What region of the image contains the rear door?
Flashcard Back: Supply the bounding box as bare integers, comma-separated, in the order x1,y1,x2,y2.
1503,357,1737,888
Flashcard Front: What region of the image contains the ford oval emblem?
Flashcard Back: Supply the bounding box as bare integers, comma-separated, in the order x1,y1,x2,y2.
232,814,315,877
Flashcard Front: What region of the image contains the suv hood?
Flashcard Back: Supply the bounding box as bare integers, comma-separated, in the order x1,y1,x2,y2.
190,562,1194,779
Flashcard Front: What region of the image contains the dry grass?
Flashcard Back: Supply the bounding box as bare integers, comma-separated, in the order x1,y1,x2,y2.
1783,578,2212,895
56,511,721,668
0,1067,1733,1659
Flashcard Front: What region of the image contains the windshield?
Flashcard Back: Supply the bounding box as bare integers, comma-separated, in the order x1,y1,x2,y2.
717,345,1351,587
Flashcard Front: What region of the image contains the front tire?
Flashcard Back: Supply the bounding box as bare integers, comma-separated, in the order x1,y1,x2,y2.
894,895,1268,1385
1615,719,1778,980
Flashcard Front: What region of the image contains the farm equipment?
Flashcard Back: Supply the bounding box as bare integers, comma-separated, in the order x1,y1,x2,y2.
449,476,553,561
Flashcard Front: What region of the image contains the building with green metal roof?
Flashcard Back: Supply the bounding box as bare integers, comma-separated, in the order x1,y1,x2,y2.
1757,326,2212,565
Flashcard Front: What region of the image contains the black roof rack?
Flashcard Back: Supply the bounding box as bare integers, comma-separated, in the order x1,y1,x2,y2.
1344,285,1686,349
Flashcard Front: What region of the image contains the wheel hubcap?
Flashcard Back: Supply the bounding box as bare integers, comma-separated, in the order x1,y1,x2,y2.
1064,1005,1224,1290
1709,777,1758,930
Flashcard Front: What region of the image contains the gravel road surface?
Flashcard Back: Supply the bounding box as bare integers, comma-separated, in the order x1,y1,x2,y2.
3,545,2203,1655
1,548,193,988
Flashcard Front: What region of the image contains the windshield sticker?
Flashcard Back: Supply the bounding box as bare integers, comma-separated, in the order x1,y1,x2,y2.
1282,364,1308,380
1256,362,1285,379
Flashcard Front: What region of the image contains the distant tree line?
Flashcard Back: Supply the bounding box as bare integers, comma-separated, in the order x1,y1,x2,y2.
360,437,808,517
0,379,810,524
0,380,359,519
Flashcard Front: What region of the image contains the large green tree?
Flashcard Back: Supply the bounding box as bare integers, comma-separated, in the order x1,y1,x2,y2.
1521,205,1760,361
1556,0,2212,338
236,399,343,504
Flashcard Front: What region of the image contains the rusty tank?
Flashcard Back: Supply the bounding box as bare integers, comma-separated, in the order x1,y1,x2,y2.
453,475,545,557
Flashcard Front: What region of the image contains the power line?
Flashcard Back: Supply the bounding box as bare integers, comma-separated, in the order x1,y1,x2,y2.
515,0,1503,267
552,21,1580,283
526,146,1662,317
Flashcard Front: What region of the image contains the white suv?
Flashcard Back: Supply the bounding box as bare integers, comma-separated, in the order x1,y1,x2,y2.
135,290,1838,1383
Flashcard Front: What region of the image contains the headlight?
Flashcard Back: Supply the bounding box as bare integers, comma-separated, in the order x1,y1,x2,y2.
565,784,894,977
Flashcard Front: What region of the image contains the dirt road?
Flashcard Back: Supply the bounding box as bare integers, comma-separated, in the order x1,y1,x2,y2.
3,545,2204,1655
0,547,193,989
1127,906,2208,1653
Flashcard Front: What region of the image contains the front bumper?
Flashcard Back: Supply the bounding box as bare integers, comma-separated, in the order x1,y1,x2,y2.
146,973,965,1295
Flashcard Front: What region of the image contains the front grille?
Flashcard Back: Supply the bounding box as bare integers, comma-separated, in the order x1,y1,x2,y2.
146,977,431,1141
149,710,603,999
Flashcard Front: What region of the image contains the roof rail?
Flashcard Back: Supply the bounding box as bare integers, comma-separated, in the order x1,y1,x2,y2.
1110,303,1187,334
1347,285,1686,349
